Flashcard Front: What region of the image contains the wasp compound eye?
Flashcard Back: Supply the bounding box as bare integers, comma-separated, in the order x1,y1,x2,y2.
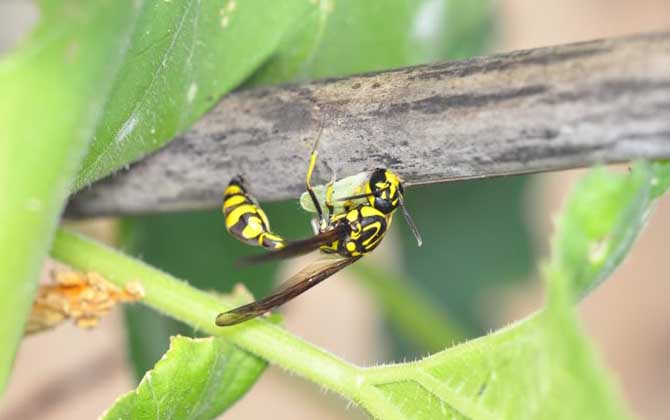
368,169,387,193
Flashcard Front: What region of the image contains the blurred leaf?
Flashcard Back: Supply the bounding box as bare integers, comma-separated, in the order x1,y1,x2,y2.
0,0,140,393
549,162,670,299
398,177,533,341
122,202,310,379
649,161,670,198
353,263,467,353
74,0,323,189
103,335,266,420
250,0,494,83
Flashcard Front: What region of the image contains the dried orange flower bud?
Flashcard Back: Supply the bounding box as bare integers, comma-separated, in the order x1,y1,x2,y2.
26,271,144,335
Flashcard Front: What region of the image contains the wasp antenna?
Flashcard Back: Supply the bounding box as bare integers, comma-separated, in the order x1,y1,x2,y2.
311,116,327,154
403,178,465,188
328,166,337,184
400,180,422,188
398,192,422,247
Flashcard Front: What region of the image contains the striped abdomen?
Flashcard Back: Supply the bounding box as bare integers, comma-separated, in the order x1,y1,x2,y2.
222,177,285,250
320,205,390,257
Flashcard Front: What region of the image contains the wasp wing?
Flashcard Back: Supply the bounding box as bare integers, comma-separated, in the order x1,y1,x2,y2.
238,224,347,266
216,255,361,326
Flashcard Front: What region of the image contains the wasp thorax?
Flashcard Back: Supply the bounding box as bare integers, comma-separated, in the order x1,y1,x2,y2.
366,168,402,214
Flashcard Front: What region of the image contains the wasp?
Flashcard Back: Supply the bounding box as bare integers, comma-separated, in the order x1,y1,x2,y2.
216,123,422,326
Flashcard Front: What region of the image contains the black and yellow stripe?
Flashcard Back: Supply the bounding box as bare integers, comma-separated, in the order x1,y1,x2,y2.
319,205,389,257
222,176,285,250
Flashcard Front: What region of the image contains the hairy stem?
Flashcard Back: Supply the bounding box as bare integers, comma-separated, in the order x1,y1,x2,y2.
51,228,404,420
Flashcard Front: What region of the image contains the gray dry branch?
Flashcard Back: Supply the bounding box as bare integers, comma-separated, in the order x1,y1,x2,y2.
68,32,670,217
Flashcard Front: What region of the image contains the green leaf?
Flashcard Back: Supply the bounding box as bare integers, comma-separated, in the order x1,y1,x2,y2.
549,162,670,299
361,309,629,420
649,161,670,198
74,0,322,189
363,163,670,420
103,335,266,420
0,0,140,393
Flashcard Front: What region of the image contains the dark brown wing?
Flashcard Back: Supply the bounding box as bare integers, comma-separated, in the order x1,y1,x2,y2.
238,224,347,266
216,256,361,326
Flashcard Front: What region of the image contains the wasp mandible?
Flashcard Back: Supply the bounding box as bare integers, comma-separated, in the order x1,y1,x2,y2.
216,121,422,326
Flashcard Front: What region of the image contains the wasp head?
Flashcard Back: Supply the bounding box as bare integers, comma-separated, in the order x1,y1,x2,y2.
366,168,403,214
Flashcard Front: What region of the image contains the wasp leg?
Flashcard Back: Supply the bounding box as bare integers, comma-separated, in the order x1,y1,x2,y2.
306,121,326,229
310,217,320,235
325,167,336,224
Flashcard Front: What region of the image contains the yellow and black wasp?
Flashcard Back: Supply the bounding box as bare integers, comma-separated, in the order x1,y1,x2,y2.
216,123,422,326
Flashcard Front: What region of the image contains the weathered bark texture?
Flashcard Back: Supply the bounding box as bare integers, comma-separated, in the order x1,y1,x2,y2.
68,32,670,217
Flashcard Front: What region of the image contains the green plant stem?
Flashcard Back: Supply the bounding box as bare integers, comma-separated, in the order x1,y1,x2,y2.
51,228,406,420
